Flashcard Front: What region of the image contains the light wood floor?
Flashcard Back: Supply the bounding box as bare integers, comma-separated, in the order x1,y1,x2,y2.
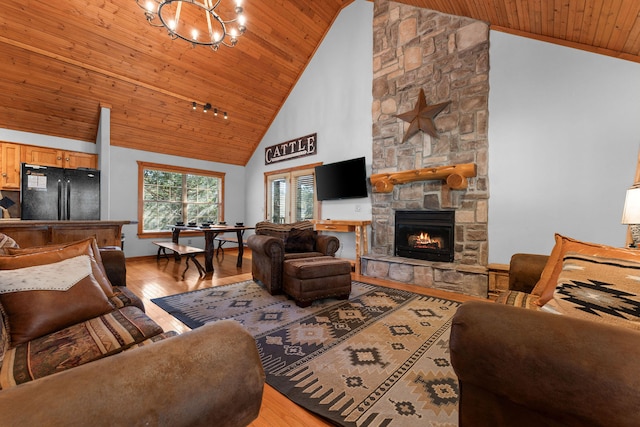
125,248,483,426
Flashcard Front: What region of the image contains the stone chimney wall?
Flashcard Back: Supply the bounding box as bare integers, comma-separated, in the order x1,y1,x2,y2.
371,0,490,265
364,0,490,296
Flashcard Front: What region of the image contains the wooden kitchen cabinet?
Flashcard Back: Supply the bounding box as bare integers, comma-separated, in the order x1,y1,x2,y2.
1,142,22,189
22,146,97,169
22,145,64,167
1,142,97,192
64,151,97,169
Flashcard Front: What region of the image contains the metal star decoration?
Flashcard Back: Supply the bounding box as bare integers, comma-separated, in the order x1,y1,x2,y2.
395,88,451,142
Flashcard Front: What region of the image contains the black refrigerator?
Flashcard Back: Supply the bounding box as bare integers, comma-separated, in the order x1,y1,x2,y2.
21,163,100,220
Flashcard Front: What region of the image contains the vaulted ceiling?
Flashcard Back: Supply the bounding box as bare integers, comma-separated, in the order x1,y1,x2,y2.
1,1,638,166
0,0,352,166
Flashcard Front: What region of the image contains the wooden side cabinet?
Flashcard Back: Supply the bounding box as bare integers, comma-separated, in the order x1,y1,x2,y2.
1,142,21,189
488,263,510,300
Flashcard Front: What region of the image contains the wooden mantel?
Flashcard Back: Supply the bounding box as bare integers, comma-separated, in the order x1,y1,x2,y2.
369,163,477,193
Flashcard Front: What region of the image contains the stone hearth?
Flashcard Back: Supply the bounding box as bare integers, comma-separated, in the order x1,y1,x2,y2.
366,0,490,297
361,255,488,297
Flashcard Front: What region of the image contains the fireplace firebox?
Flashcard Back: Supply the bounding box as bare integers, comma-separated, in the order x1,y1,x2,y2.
395,210,455,262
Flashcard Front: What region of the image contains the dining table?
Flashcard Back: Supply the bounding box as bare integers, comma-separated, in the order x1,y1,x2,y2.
171,224,254,273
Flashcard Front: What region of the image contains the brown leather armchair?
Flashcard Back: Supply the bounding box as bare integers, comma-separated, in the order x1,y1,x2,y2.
507,253,549,293
450,301,640,427
450,252,640,426
246,221,340,294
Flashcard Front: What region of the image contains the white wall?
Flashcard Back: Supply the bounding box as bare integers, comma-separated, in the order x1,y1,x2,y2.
488,31,640,263
109,146,246,257
244,0,374,261
0,127,245,258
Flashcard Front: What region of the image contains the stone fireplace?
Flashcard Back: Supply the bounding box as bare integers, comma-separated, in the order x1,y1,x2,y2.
395,210,454,262
361,0,490,297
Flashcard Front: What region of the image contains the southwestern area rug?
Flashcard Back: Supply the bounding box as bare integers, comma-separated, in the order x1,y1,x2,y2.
152,280,460,426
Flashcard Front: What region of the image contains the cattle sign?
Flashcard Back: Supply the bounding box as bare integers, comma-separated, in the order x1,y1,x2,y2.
264,133,317,165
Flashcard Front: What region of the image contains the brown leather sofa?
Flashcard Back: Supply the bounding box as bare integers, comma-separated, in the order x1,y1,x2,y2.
247,221,340,294
0,239,265,426
449,253,640,427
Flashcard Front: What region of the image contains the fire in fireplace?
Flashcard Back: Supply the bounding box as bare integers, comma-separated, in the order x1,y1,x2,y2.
395,210,455,262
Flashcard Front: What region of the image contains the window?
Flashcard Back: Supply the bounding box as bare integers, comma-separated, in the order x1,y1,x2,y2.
266,164,320,224
138,162,224,237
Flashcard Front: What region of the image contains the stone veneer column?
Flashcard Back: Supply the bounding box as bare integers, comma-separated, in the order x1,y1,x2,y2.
365,0,490,297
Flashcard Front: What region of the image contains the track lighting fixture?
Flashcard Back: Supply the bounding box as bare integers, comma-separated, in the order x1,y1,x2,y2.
190,102,228,119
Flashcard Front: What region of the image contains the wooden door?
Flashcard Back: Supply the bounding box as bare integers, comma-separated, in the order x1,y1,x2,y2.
1,143,21,189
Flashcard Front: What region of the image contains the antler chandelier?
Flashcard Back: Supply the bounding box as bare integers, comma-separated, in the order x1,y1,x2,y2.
136,0,246,51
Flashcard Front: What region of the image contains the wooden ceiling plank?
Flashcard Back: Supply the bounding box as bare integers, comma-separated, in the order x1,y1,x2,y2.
605,1,639,51
513,0,532,32
0,106,98,143
488,1,508,29
111,129,248,165
530,0,543,35
593,0,619,48
583,0,606,45
111,126,243,157
0,91,99,124
566,0,587,43
503,0,520,30
554,0,571,40
540,0,553,36
1,31,280,122
622,11,640,54
461,0,478,17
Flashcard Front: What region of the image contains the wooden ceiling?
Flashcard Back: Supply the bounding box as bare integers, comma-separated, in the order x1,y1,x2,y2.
1,1,639,166
395,0,640,63
0,0,352,166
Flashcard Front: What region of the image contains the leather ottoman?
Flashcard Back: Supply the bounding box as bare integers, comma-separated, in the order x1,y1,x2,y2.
283,256,352,307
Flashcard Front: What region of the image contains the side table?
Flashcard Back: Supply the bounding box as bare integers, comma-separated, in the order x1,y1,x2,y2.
311,219,371,273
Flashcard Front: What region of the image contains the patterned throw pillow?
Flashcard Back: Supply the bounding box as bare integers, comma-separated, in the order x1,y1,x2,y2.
284,228,317,253
0,240,114,347
7,237,114,297
545,252,640,330
0,233,18,255
495,290,541,310
0,306,167,389
531,234,640,307
255,221,314,240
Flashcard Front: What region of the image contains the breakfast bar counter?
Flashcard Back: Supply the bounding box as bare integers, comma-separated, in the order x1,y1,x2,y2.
0,220,129,248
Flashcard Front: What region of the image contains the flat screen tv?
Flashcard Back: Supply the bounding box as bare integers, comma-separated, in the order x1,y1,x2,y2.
315,157,368,201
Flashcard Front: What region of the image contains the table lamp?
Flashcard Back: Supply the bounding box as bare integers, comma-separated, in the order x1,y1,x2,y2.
621,185,640,247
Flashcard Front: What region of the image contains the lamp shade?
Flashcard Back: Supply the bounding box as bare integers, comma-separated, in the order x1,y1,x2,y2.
621,187,640,224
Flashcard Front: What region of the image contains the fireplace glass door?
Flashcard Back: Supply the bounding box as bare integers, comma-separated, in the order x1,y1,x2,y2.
394,210,455,262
